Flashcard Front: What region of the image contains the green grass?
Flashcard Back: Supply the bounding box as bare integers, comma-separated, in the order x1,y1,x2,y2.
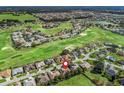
0,78,6,83
107,52,124,66
1,26,124,70
56,74,95,86
16,73,27,78
0,27,97,70
0,13,37,22
108,52,124,61
85,71,109,84
30,21,73,35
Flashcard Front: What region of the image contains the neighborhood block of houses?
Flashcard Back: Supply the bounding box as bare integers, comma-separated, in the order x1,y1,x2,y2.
11,20,87,48
0,42,124,86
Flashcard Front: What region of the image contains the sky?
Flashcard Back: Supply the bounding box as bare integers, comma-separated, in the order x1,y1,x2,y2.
0,0,124,6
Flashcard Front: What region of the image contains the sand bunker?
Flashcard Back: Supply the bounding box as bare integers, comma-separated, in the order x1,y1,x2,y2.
65,45,75,51
1,46,13,51
80,33,87,36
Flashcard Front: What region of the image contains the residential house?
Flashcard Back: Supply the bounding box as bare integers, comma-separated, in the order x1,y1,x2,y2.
23,64,36,73
44,59,55,65
69,63,79,71
0,69,11,78
118,61,124,65
92,62,104,74
11,29,51,48
54,56,62,64
119,78,124,86
104,42,118,48
117,50,124,56
60,33,71,39
23,77,36,86
105,68,118,81
71,50,80,59
35,73,50,85
79,48,85,54
14,81,22,86
35,61,45,69
42,22,60,29
98,50,108,58
79,61,92,69
59,68,70,76
60,54,71,65
47,70,61,80
106,56,116,62
12,67,24,76
106,47,117,53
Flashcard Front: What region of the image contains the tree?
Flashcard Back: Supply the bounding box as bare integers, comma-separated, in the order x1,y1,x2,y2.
92,62,104,74
77,67,83,74
32,41,37,47
92,76,104,86
61,49,70,55
70,70,75,76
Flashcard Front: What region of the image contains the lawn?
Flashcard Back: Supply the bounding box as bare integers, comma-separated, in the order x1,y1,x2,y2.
84,71,109,85
0,27,98,70
108,52,124,61
0,78,6,83
56,74,95,86
1,26,124,70
0,13,37,22
107,52,124,66
33,22,73,35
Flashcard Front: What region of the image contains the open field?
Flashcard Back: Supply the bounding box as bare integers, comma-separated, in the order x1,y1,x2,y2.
56,74,95,86
1,25,124,70
29,21,73,35
84,71,109,84
0,13,37,22
56,71,109,86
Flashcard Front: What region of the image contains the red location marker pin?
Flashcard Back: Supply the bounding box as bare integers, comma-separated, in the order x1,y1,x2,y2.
63,61,68,69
